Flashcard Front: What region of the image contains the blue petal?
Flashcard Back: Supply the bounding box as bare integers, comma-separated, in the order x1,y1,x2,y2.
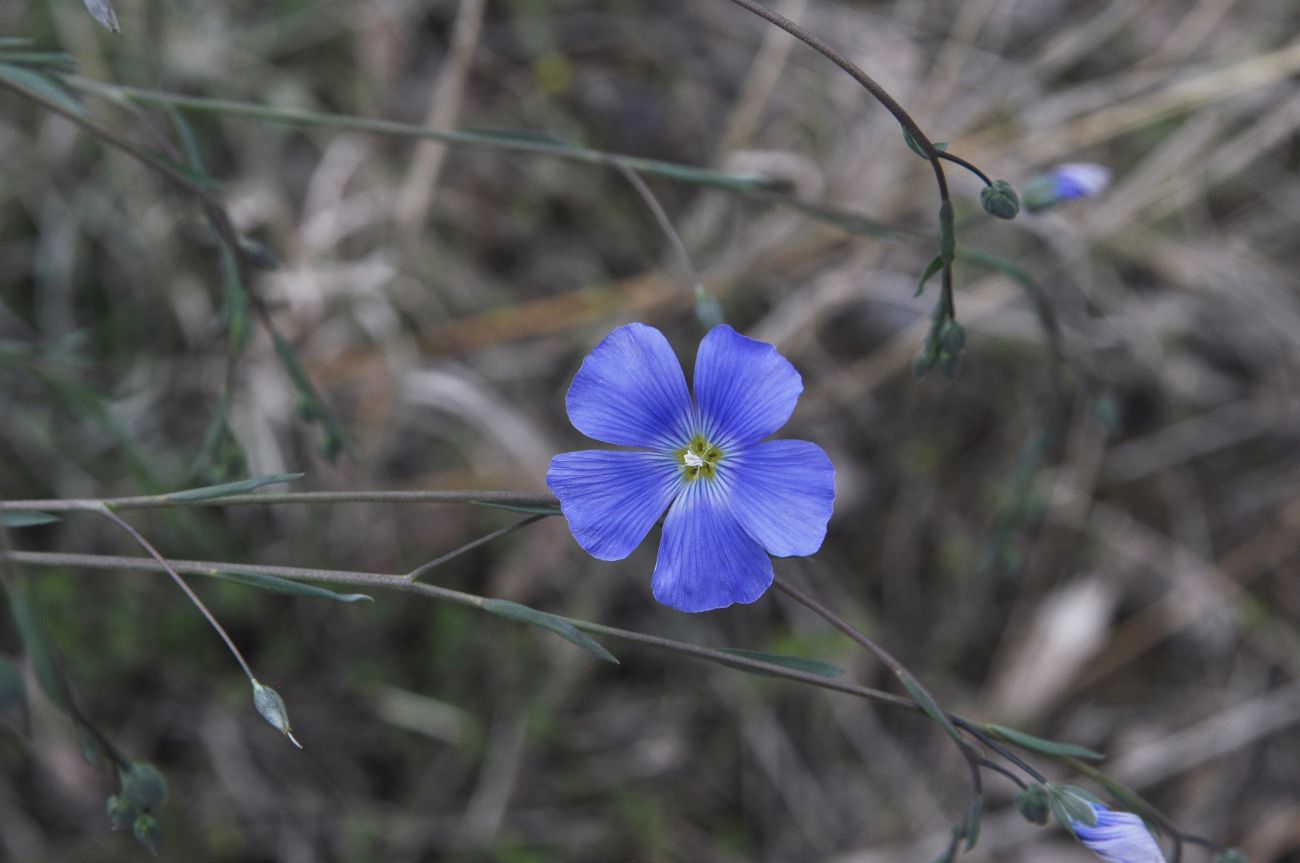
1073,805,1167,863
566,323,693,448
693,325,802,448
548,450,682,560
723,440,834,557
651,481,772,612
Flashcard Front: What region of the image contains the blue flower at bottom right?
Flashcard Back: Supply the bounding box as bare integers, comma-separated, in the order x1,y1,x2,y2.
1073,803,1167,863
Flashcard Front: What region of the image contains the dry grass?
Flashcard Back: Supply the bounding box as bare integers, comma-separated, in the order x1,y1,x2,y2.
1,0,1299,860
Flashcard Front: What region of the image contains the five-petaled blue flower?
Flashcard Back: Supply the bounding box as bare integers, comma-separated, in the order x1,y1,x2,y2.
1073,803,1167,863
547,323,835,612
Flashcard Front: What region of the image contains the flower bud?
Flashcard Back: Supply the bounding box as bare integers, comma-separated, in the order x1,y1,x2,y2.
120,762,167,810
133,812,162,855
106,793,138,831
980,179,1020,219
1015,785,1051,825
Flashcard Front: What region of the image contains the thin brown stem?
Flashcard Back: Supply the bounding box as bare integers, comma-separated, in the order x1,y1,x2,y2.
0,489,559,513
404,514,546,581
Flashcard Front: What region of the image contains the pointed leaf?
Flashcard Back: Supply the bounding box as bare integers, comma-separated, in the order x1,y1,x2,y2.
3,511,60,528
964,795,983,850
4,579,70,709
984,723,1105,761
481,599,617,664
205,570,373,603
165,472,304,501
916,255,944,297
83,0,121,33
0,62,87,118
719,648,844,678
897,671,964,747
472,501,563,516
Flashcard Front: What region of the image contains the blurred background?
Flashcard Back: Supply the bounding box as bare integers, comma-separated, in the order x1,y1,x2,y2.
2,0,1300,860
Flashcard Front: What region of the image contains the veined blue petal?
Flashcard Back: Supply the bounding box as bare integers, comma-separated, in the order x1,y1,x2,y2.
693,325,802,448
1073,804,1167,863
547,450,682,560
566,323,693,448
651,481,772,612
723,439,834,557
1052,163,1111,200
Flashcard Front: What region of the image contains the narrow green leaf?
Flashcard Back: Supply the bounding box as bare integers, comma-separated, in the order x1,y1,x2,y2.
472,501,563,516
903,130,948,159
984,723,1105,761
897,671,964,747
964,796,983,850
719,648,845,678
165,472,304,501
3,511,60,528
205,570,373,603
481,599,618,664
4,579,69,710
938,201,956,264
0,62,87,117
916,255,944,298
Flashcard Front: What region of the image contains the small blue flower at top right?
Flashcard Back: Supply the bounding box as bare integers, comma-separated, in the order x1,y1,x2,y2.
1023,162,1112,213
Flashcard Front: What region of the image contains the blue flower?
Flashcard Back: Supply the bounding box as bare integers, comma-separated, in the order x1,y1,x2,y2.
1024,162,1112,212
1072,803,1167,863
547,323,835,612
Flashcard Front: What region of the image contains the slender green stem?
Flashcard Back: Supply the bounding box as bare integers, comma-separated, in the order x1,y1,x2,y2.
615,162,706,298
63,75,775,196
0,489,560,513
405,514,546,581
93,506,256,683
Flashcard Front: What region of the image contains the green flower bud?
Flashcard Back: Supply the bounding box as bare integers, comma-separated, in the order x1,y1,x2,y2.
980,179,1020,219
106,793,138,831
1214,850,1247,863
253,680,302,748
120,762,167,811
133,812,162,855
1015,785,1051,825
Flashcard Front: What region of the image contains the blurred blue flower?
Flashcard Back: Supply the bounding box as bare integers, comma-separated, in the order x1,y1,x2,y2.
1073,803,1167,863
547,323,834,612
1024,162,1112,212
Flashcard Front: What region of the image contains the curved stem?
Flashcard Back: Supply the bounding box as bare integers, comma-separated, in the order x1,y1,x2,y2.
719,0,950,198
93,506,255,683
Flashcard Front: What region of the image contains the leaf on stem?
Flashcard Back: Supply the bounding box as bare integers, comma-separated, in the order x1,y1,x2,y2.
0,62,87,117
165,472,304,502
984,723,1105,761
472,501,563,516
3,511,60,528
897,670,965,749
205,570,373,603
481,598,618,664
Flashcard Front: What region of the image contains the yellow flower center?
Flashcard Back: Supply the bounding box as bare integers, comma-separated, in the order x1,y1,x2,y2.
676,434,723,481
